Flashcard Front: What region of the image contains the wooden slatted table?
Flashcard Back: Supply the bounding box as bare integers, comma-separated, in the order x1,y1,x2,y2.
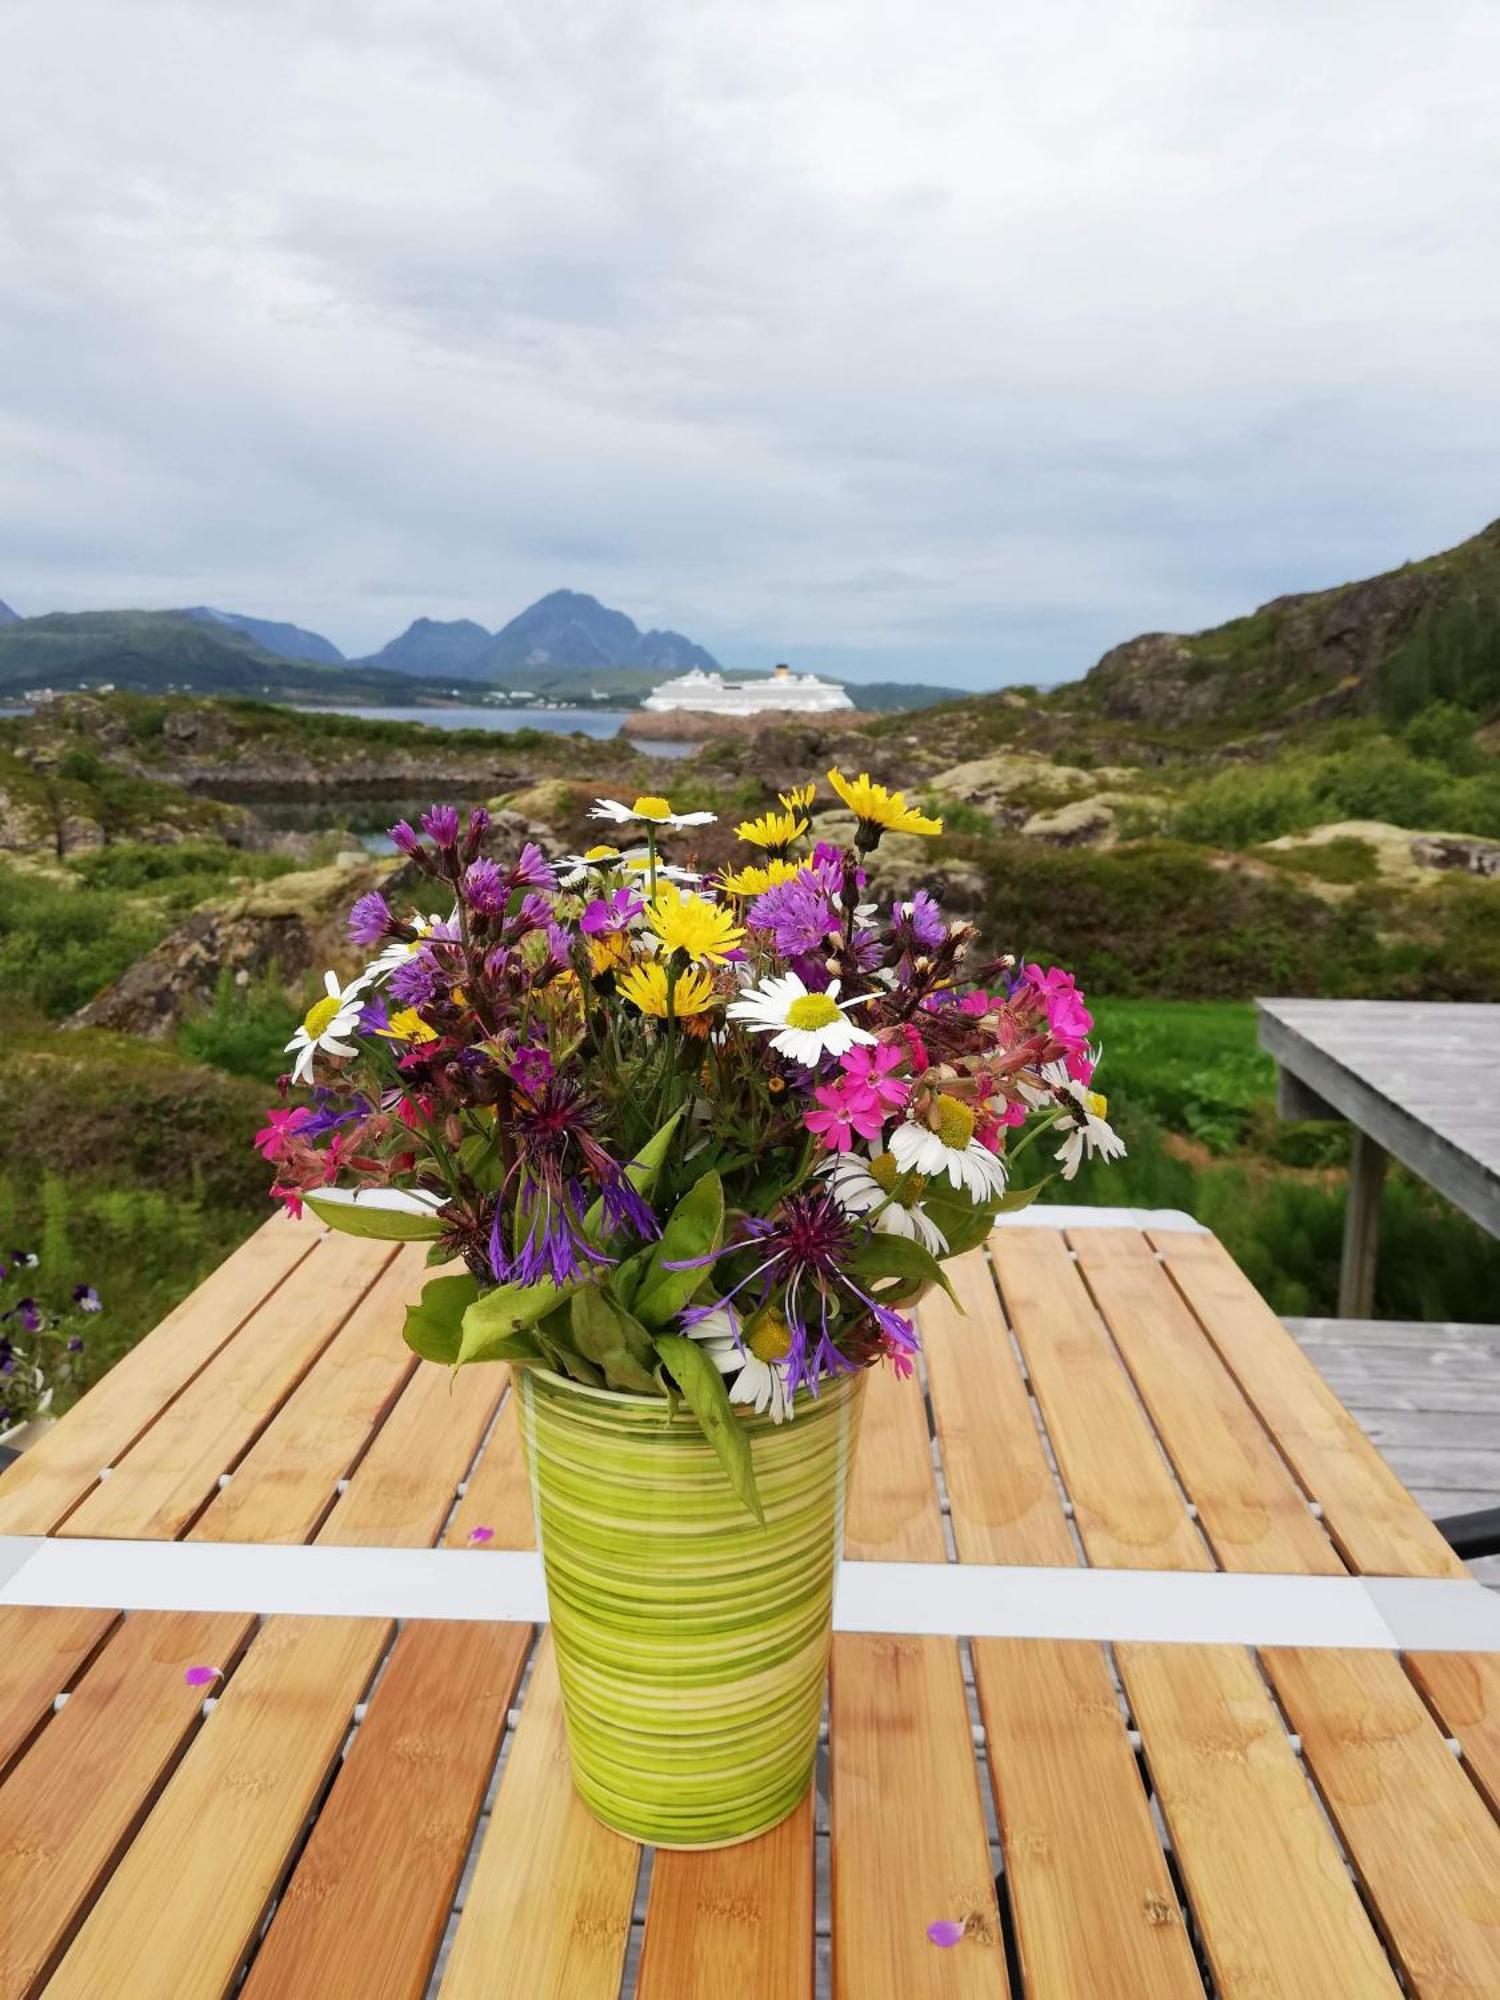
1,1207,1498,1999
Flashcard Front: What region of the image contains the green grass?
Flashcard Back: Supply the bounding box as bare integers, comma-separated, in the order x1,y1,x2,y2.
1040,999,1500,1320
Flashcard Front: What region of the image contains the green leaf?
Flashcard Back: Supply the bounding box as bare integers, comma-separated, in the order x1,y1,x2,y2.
457,1130,504,1194
995,1181,1043,1214
653,1333,763,1522
632,1170,725,1328
459,1277,570,1366
581,1108,683,1245
921,1184,1005,1254
848,1231,958,1307
304,1189,445,1241
403,1272,479,1363
569,1287,660,1394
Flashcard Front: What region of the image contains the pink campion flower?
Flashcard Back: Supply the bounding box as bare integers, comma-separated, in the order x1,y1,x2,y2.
899,1023,931,1074
839,1042,910,1115
183,1665,220,1687
467,1524,495,1545
272,1186,304,1219
580,887,643,935
1066,1044,1096,1084
1022,963,1093,1051
254,1106,312,1163
927,1920,965,1948
804,1077,887,1152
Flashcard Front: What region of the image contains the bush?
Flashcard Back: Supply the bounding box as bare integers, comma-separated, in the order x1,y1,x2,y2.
178,970,300,1080
0,864,163,1018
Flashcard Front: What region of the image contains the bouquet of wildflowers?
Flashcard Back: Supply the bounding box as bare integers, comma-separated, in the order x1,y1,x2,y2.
257,772,1122,1513
0,1250,101,1435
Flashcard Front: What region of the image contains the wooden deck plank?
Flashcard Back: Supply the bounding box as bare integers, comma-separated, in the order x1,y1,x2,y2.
990,1230,1210,1571
318,1352,505,1549
1405,1652,1500,1817
1263,1646,1500,1997
1153,1231,1465,1578
636,1789,814,2000
829,1633,1008,1997
442,1380,535,1550
438,1635,639,2000
1071,1228,1344,1576
61,1231,398,1542
242,1620,529,2000
0,1610,252,2000
45,1614,391,2000
192,1245,427,1545
0,1212,323,1536
843,1362,945,1563
973,1639,1204,2000
0,1607,118,1779
1120,1643,1401,2000
920,1249,1075,1567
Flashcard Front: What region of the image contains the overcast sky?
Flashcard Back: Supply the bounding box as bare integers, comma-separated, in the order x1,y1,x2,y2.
2,2,1498,686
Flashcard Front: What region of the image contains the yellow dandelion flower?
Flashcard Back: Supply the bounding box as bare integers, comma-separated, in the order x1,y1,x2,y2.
618,961,717,1017
827,768,942,844
378,1007,438,1044
587,931,633,976
645,882,745,963
735,807,808,854
779,782,818,814
718,857,805,897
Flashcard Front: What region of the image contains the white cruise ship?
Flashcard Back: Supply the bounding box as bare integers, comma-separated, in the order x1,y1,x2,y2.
642,663,854,717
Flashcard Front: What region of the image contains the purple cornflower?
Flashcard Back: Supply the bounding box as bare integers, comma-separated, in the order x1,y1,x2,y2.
388,948,442,1009
348,890,394,948
420,804,461,847
890,890,946,953
679,1185,919,1397
580,887,643,936
389,819,422,857
463,857,507,914
599,1164,658,1242
299,1089,371,1140
487,1080,638,1286
72,1285,101,1313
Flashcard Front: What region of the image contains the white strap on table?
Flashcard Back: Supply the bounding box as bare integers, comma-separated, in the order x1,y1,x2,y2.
2,1537,1495,1653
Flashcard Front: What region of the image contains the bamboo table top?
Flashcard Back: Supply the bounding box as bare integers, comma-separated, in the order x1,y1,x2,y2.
1,1207,1498,1998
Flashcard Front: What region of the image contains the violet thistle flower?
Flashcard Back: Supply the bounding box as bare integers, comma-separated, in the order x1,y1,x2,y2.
388,948,442,1009
421,804,462,847
348,890,394,948
389,820,423,857
890,890,946,953
462,857,508,914
512,842,558,892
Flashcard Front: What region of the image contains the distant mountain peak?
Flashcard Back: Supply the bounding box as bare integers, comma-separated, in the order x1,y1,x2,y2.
0,597,19,625
361,590,720,682
180,606,344,666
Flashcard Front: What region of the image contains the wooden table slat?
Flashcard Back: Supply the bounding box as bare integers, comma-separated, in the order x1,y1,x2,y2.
1120,1643,1402,1999
920,1249,1075,1567
0,1609,253,2000
242,1619,530,2000
1151,1231,1465,1579
637,1789,815,2000
442,1382,535,1550
1404,1651,1500,1817
973,1638,1205,1999
0,1212,324,1536
0,1607,118,1780
45,1614,392,2000
61,1232,399,1543
191,1243,426,1545
438,1635,640,2000
1071,1228,1345,1576
830,1633,1009,1997
1263,1646,1500,1996
990,1230,1210,1571
842,1357,945,1562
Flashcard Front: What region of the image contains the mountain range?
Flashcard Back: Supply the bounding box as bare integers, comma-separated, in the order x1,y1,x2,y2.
367,590,720,682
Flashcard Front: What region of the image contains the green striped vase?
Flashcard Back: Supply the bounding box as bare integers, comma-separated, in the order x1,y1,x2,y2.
515,1362,867,1848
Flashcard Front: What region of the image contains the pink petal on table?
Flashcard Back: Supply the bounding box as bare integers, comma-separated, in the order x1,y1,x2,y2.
467,1524,494,1544
927,1920,965,1948
183,1665,221,1687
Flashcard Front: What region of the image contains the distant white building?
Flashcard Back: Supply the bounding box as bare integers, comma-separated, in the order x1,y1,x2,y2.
643,663,853,717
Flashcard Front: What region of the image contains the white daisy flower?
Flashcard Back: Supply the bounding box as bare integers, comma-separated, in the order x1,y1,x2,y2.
1054,1083,1127,1181
365,910,451,984
726,972,876,1066
285,970,371,1085
558,844,625,886
589,794,716,829
684,1307,793,1423
890,1096,1009,1201
619,850,702,885
822,1149,948,1255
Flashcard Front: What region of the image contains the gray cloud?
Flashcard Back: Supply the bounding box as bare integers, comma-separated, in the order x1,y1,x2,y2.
2,0,1498,684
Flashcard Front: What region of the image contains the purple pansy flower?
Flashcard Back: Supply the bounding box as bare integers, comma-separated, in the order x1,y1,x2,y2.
72,1285,101,1313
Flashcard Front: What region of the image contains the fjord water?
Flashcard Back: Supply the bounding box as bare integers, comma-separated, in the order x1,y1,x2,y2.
283,701,695,754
